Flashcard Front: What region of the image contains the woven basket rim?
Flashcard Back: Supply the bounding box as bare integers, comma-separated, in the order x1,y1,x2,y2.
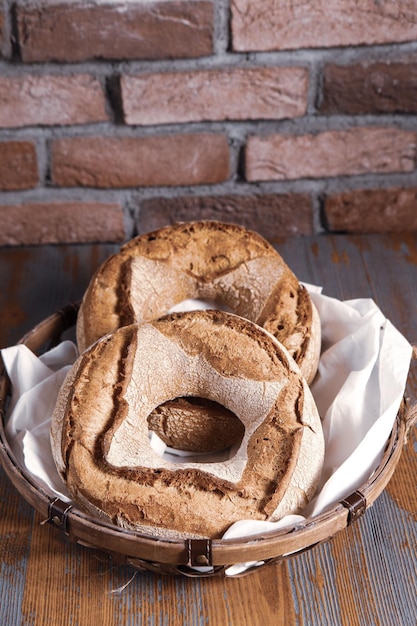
0,304,411,574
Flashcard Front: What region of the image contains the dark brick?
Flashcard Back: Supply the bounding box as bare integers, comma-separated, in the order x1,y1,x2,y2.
324,188,417,232
0,142,38,190
320,62,417,114
137,193,314,241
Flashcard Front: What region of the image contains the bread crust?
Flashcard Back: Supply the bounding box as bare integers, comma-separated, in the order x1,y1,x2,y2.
52,310,324,539
76,221,320,384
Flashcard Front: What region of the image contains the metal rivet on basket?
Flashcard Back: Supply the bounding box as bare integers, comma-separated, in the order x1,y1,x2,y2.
194,554,209,566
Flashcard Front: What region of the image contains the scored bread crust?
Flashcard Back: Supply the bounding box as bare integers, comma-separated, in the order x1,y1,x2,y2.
76,220,321,384
52,310,324,539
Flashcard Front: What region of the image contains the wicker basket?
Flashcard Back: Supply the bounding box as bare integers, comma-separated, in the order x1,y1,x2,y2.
0,303,415,578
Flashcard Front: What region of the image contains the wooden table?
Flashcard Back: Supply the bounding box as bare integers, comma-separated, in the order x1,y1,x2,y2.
0,234,416,626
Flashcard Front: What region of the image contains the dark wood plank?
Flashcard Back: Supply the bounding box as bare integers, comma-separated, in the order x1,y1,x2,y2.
0,244,118,348
278,234,417,626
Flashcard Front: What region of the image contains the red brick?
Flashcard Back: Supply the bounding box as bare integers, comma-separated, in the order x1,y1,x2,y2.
0,202,125,245
0,142,38,190
121,66,307,125
324,188,417,233
51,134,230,188
245,127,416,182
0,75,108,128
231,0,417,52
16,1,213,63
320,62,417,114
137,193,314,240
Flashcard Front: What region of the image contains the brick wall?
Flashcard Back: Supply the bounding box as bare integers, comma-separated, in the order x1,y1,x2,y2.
1,0,417,245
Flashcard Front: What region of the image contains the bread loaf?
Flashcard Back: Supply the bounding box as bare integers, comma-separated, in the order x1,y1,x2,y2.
76,221,321,385
52,310,324,539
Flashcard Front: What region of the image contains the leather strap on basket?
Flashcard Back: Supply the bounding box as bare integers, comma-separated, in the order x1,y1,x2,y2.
340,490,367,526
56,302,80,329
46,498,73,535
186,538,212,567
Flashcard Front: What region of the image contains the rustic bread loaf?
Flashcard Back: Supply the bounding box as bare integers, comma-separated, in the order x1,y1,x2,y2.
52,310,324,539
76,220,321,385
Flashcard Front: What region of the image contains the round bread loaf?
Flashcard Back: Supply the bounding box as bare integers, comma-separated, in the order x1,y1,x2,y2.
52,310,324,539
76,221,321,385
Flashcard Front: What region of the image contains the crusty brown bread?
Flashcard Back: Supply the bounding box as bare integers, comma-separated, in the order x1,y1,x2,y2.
52,310,324,539
76,220,321,385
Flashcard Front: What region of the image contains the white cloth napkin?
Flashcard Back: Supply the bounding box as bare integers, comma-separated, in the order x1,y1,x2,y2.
2,341,76,501
1,290,412,576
